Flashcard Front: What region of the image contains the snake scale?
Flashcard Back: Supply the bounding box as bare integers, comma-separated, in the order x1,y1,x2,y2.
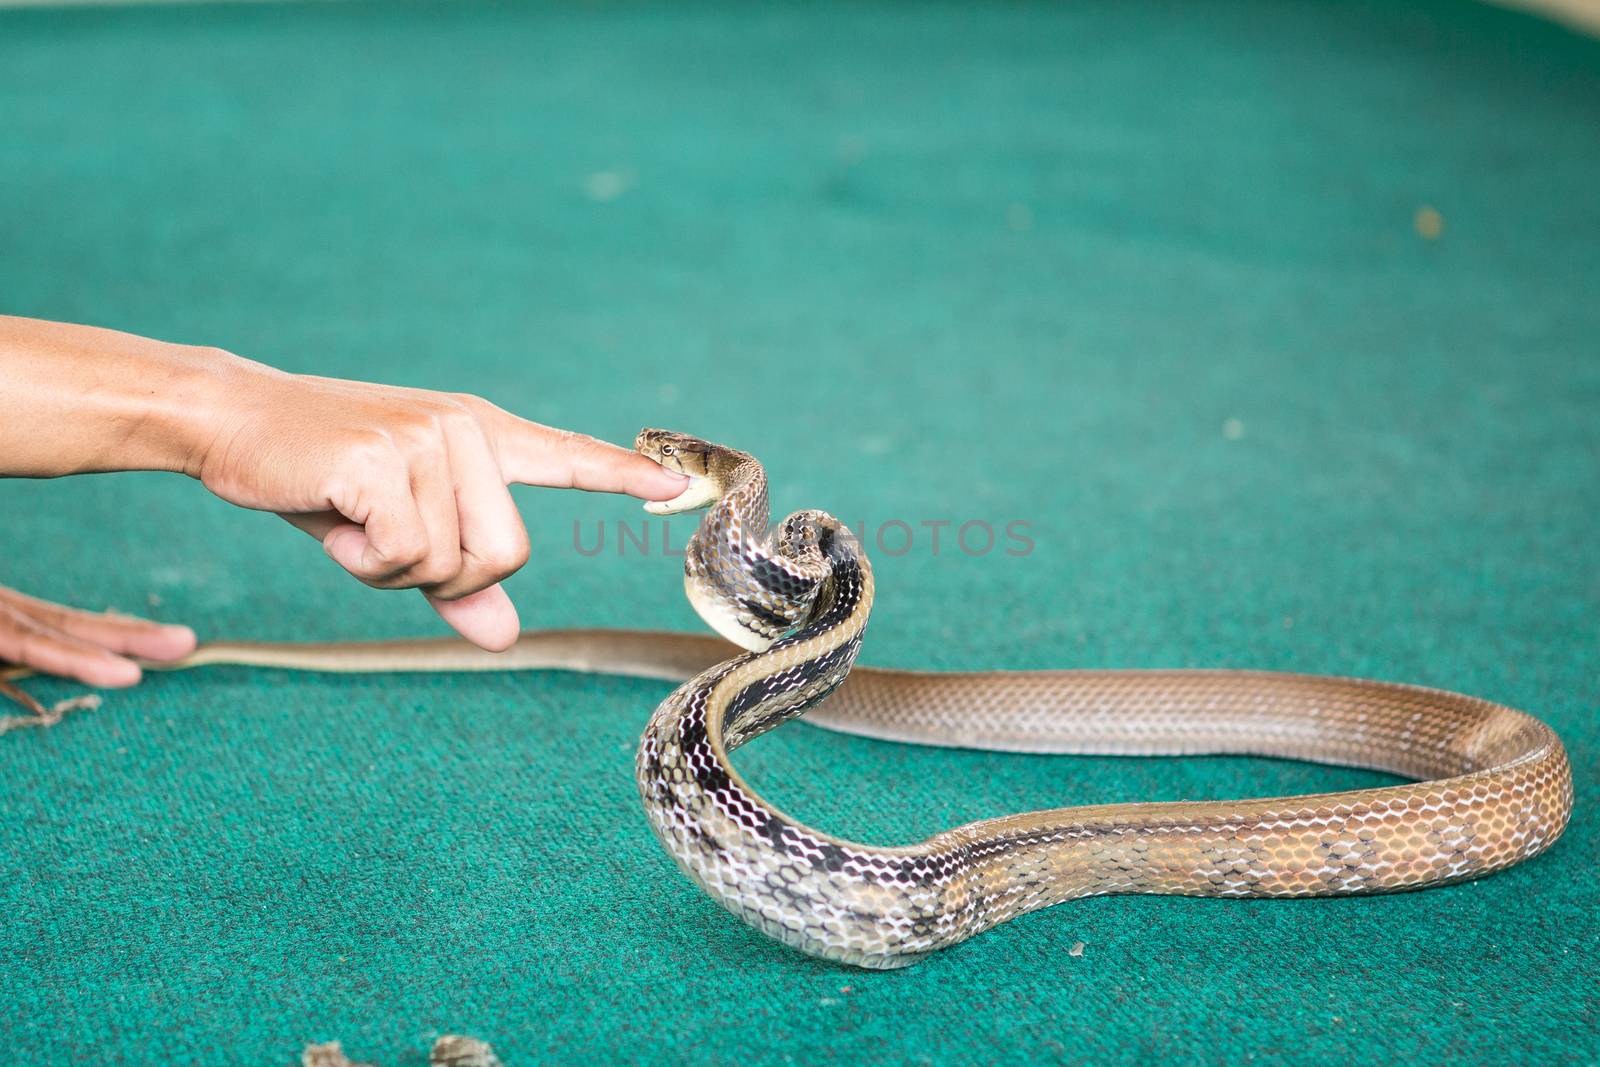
0,429,1573,969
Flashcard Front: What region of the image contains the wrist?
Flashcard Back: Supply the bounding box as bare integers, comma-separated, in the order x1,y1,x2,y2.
0,318,268,479
145,344,266,480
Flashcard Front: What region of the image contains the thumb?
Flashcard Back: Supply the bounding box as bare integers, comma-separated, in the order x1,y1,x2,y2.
425,584,521,652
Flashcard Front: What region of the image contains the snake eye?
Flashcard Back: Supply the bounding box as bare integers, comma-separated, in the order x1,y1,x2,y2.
661,444,675,456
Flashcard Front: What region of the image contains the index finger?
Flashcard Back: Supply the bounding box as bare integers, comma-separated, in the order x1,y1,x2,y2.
492,419,687,500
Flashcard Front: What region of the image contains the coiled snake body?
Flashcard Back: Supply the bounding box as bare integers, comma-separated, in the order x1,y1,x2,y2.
2,430,1574,969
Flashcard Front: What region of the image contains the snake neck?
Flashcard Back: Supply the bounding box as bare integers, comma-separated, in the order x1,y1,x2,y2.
683,453,845,652
724,521,873,747
645,509,874,757
667,436,876,739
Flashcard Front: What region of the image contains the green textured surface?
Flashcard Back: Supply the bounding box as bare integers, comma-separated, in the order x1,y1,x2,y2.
2,1,1598,1063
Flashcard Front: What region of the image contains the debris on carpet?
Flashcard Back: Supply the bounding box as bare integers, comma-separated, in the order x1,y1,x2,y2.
430,1035,504,1067
301,1042,374,1067
298,1035,502,1067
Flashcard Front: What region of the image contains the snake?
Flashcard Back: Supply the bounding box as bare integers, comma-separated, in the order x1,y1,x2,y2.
0,429,1574,969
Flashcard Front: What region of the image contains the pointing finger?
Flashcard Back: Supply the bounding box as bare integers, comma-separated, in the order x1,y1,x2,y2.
491,418,687,500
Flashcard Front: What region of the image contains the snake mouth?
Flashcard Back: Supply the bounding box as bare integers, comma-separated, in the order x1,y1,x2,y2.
643,474,719,515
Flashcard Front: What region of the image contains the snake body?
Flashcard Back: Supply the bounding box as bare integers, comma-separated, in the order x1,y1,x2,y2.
1,430,1573,969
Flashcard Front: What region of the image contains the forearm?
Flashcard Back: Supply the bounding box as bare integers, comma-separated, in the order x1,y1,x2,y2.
0,315,257,478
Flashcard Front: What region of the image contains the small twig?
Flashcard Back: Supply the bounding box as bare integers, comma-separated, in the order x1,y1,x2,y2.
0,677,49,717
0,679,101,735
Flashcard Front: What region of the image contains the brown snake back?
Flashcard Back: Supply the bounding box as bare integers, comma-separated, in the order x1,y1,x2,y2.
814,666,1572,898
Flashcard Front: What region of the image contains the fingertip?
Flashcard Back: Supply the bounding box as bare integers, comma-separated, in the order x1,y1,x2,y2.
475,628,519,653
142,624,198,662
629,459,690,502
165,623,199,651
427,585,521,652
80,657,142,688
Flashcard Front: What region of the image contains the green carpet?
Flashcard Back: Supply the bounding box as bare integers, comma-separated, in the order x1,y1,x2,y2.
2,1,1597,1063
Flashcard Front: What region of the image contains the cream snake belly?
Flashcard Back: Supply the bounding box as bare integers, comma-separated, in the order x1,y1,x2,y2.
0,430,1573,969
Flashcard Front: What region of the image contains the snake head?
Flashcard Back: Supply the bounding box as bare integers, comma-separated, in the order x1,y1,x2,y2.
635,428,723,515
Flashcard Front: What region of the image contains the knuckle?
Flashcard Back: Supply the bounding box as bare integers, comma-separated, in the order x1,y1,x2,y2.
341,432,402,472
349,560,404,586
410,551,462,587
393,413,446,454
437,401,484,438
443,391,485,414
375,531,430,570
477,532,532,575
483,547,530,577
449,392,500,419
553,428,598,452
315,477,360,519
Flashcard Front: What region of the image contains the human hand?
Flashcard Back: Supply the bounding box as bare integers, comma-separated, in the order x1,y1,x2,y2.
0,585,197,687
190,365,687,651
0,318,685,652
